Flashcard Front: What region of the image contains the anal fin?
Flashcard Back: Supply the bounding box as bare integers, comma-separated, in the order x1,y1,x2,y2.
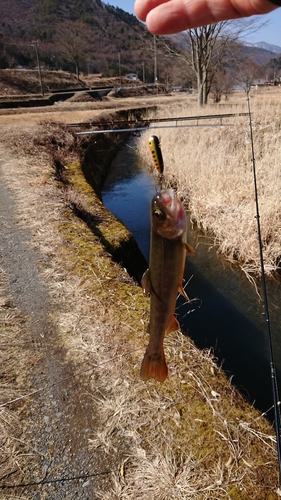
166,315,180,335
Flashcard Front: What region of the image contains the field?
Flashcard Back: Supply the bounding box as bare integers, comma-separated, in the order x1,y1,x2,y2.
137,86,281,280
0,89,280,499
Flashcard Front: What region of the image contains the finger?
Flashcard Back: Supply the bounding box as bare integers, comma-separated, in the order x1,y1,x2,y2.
134,0,171,22
135,0,240,34
134,0,278,35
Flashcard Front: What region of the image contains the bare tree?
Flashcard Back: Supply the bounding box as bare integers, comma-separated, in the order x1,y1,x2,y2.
210,67,231,102
189,24,228,106
235,59,264,89
263,57,281,83
161,18,267,106
54,21,92,79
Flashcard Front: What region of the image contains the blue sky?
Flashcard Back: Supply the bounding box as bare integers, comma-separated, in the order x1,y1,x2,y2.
106,1,281,47
246,9,281,47
106,1,135,15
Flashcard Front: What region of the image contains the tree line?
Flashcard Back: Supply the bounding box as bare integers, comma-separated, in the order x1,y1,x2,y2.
158,17,279,106
0,3,279,105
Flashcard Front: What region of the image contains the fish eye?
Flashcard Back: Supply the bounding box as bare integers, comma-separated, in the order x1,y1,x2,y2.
153,208,164,219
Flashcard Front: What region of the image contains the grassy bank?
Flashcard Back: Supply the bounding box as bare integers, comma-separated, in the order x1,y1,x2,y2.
0,106,280,498
136,88,281,280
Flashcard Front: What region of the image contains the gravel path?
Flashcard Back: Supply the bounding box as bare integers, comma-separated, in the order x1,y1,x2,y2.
0,157,115,498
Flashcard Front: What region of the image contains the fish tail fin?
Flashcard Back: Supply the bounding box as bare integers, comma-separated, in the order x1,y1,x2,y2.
140,348,168,382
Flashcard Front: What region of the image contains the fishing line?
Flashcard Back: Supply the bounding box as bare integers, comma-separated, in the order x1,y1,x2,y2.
224,37,281,481
0,469,115,490
246,84,281,482
0,347,143,408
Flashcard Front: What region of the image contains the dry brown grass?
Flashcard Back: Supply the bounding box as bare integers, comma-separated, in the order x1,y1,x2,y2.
0,93,178,125
137,87,281,279
0,267,32,492
0,106,280,498
87,330,279,499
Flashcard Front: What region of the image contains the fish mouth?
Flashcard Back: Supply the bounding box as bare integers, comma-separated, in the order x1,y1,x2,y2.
158,188,175,208
151,189,186,239
153,189,176,216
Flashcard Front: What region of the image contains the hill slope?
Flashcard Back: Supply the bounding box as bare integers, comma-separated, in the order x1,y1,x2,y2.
0,0,165,81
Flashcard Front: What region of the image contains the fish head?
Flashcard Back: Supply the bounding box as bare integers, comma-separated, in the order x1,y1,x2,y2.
151,189,186,240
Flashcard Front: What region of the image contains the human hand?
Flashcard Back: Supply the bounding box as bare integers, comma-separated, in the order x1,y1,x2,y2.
134,0,279,34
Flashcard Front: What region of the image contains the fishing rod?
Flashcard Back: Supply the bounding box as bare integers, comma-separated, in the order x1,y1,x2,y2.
68,112,248,129
74,122,235,136
246,84,281,482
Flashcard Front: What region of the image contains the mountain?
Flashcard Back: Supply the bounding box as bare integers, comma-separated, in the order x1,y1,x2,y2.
170,32,278,66
0,0,172,82
244,41,281,55
242,45,278,66
1,2,280,87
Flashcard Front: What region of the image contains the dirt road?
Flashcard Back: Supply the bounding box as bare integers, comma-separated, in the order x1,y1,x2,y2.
0,96,161,498
0,117,119,498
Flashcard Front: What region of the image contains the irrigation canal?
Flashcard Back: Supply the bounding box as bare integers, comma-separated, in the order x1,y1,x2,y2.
101,136,281,419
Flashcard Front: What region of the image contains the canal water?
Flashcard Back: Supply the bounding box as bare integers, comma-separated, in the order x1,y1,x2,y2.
101,136,281,419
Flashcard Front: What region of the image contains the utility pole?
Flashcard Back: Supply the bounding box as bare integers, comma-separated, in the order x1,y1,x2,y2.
154,36,158,85
118,52,121,87
142,62,145,83
31,40,44,97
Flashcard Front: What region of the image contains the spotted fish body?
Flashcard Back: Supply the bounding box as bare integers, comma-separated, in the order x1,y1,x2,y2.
140,189,194,382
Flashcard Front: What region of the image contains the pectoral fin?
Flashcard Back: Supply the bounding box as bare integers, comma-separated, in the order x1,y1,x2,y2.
141,269,151,296
183,242,195,255
179,282,190,301
166,315,180,335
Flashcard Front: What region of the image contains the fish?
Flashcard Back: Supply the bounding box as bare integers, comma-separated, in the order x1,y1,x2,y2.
140,188,194,382
148,135,164,175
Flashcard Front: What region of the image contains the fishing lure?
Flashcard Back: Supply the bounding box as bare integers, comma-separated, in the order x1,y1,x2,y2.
148,135,164,175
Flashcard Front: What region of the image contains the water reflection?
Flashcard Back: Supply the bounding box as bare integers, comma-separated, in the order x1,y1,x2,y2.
179,244,273,411
102,139,155,258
